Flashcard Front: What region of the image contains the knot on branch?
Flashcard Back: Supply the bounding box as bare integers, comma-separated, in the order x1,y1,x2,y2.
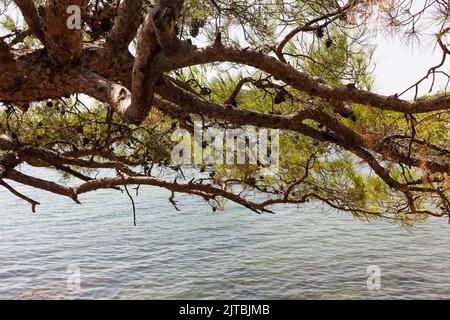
0,152,20,177
0,134,19,151
110,85,141,124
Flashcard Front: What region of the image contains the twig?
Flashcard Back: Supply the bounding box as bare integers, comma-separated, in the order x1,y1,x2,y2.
123,184,137,227
0,180,40,213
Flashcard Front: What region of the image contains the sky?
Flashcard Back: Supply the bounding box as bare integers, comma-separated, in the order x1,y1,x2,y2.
368,0,449,100
372,34,449,99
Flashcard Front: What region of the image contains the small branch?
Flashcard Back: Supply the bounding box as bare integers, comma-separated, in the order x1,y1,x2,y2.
275,2,355,63
0,179,40,213
169,191,180,211
123,184,137,227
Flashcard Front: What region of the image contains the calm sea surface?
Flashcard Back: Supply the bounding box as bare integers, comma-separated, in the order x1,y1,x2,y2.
0,167,449,300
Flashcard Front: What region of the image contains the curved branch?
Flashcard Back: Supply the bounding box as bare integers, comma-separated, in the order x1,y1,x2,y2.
74,175,272,214
177,45,450,114
0,180,40,213
275,1,356,63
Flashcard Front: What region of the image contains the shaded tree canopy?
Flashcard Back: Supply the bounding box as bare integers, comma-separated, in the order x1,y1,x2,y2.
0,0,448,226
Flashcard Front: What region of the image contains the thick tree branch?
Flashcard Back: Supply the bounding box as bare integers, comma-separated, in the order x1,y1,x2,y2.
73,68,133,119
106,0,186,123
5,170,80,203
154,79,449,176
41,0,86,64
14,0,45,42
106,0,143,50
178,45,450,114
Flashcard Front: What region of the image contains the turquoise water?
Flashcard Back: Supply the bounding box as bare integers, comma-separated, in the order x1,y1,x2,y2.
0,168,449,299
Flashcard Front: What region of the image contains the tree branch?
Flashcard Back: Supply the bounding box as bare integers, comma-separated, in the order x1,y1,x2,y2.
0,180,40,213
180,44,449,114
41,0,86,64
106,0,143,50
14,0,45,42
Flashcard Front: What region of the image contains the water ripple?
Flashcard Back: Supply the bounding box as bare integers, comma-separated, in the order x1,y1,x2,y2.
1,170,450,299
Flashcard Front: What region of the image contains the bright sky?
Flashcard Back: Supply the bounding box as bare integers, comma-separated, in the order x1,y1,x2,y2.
369,0,449,100
372,34,449,100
